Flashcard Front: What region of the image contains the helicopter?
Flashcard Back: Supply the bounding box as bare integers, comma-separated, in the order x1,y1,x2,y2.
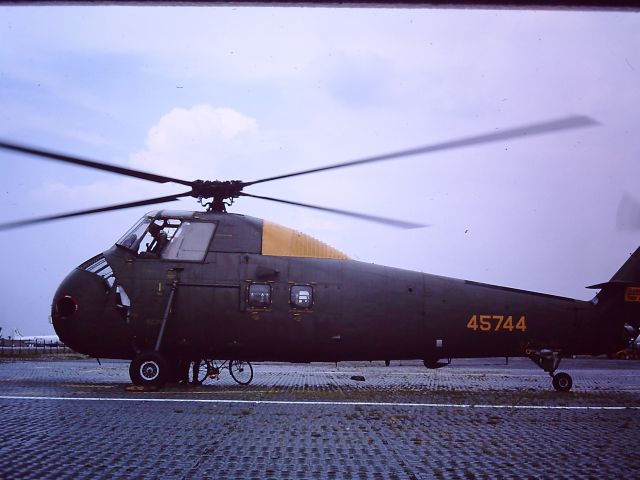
1,115,638,392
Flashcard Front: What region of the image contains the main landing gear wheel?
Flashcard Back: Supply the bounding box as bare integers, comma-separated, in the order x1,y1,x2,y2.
130,352,169,388
229,360,253,385
552,372,573,392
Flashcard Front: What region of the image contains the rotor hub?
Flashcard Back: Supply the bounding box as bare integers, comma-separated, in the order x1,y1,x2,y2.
190,179,244,212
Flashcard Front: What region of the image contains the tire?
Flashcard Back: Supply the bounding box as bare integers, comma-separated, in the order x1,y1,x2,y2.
229,360,253,385
552,372,573,392
129,352,169,388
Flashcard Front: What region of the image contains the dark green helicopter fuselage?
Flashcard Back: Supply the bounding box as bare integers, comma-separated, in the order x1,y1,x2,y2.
52,210,634,367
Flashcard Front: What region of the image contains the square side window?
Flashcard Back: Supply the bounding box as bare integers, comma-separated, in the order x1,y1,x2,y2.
291,285,313,309
248,284,271,308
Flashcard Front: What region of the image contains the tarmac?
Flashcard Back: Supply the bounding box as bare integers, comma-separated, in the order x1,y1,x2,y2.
1,357,639,479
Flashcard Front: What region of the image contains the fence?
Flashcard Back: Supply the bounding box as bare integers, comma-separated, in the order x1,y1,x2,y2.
0,338,74,357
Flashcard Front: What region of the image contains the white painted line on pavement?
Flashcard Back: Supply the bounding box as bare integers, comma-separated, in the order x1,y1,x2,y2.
0,395,638,410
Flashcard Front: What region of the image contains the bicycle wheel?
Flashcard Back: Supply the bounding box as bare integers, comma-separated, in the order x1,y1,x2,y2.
190,359,209,385
229,360,253,385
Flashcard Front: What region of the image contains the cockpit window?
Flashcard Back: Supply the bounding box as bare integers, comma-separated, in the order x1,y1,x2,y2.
117,215,215,261
162,222,216,261
116,216,152,251
139,219,181,258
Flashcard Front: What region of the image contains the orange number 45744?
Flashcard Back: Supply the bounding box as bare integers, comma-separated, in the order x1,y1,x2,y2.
466,314,527,332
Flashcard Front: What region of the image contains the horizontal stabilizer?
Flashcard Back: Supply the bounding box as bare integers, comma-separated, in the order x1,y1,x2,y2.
587,281,640,290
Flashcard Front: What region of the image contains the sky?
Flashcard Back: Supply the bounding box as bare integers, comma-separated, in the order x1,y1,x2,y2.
0,6,639,336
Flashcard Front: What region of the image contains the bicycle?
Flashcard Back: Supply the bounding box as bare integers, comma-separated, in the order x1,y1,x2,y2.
191,358,254,385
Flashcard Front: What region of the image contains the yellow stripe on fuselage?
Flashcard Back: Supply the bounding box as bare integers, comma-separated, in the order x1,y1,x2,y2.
261,221,349,259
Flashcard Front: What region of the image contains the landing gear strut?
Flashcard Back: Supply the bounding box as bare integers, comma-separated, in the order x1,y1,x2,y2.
129,277,180,389
527,349,573,392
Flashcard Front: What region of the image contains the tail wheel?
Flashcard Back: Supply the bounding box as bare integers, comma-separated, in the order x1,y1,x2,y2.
552,372,573,392
130,352,169,388
229,359,253,385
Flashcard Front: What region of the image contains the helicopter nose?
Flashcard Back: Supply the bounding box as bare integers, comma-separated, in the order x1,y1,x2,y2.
51,265,112,355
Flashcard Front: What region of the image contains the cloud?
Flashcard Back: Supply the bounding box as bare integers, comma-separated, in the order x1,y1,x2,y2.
129,105,258,180
29,105,261,215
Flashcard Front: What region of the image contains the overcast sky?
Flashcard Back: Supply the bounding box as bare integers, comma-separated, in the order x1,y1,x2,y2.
0,6,638,336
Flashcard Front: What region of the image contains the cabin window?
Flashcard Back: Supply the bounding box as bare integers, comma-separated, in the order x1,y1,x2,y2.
290,285,313,309
248,283,271,308
162,222,216,261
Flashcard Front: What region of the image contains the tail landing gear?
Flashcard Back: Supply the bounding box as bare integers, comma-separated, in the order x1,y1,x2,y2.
527,349,573,392
551,371,573,392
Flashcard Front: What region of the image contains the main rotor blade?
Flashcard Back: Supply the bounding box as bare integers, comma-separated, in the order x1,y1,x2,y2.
0,192,192,231
240,192,427,229
244,115,598,186
0,141,194,187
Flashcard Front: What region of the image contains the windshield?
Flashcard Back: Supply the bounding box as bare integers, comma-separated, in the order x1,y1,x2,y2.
116,216,153,251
